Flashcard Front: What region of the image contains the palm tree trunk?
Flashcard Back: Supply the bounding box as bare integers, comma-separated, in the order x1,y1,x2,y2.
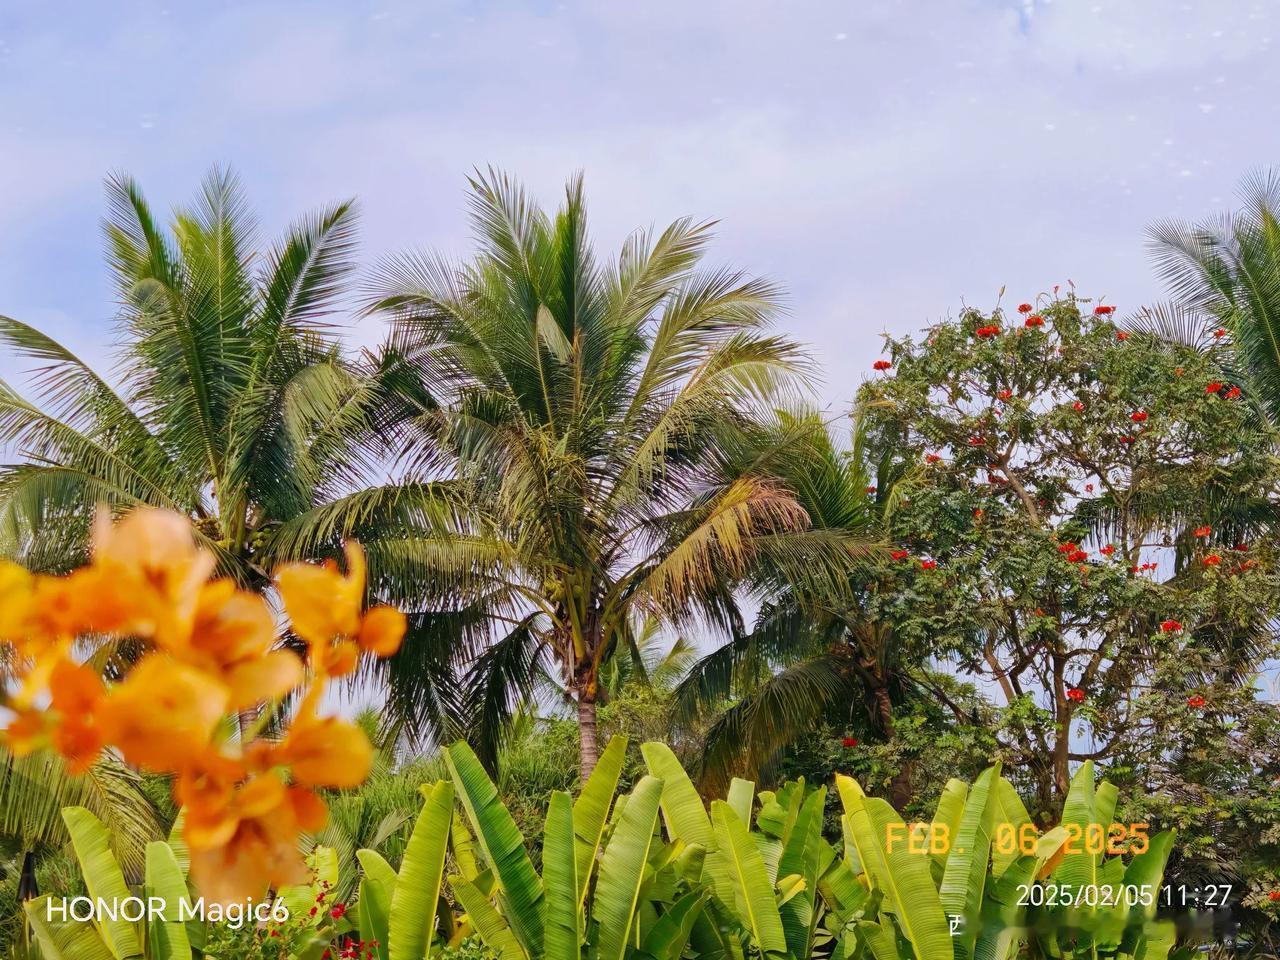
578,690,600,781
871,683,912,810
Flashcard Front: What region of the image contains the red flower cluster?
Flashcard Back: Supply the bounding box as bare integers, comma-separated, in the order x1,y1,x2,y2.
1116,331,1130,341
330,903,346,920
1225,385,1241,399
1186,694,1206,709
1206,382,1223,394
1085,483,1094,492
866,485,877,494
1017,303,1033,314
1066,687,1086,702
973,508,984,519
920,559,937,570
1025,315,1045,328
1194,525,1211,537
873,359,892,371
890,549,910,561
1073,400,1086,412
1269,890,1280,902
323,936,379,960
997,389,1013,400
1204,554,1222,567
1120,436,1134,444
1132,561,1157,573
974,325,1001,338
968,437,984,446
1094,305,1115,315
840,736,858,748
925,453,942,463
1130,410,1148,423
1235,542,1250,552
1100,544,1116,556
1214,328,1227,338
1160,619,1183,633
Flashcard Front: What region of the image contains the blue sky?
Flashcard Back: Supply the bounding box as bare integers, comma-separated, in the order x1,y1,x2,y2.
2,0,1278,408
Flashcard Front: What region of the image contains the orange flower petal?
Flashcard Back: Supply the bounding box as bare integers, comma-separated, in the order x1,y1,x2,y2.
97,658,229,772
358,606,406,657
222,651,304,711
282,716,373,789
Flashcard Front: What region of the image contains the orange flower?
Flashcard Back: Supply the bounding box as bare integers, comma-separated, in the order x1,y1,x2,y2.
358,607,407,657
91,508,215,649
270,694,374,790
189,580,303,710
96,657,229,772
1204,554,1221,566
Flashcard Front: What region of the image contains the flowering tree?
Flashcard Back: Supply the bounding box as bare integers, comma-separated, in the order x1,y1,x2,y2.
858,296,1280,815
0,508,404,902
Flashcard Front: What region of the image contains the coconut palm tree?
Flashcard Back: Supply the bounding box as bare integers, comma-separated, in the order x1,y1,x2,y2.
340,171,866,777
0,168,393,588
672,412,939,802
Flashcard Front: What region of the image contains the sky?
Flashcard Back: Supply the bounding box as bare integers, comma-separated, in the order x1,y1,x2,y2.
2,0,1279,409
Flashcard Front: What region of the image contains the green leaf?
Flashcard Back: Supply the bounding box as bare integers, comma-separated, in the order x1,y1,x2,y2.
542,791,580,960
388,780,453,960
930,779,968,872
62,806,143,959
938,764,999,960
710,800,787,956
572,735,625,905
594,776,664,960
445,742,543,956
356,849,397,960
24,898,115,960
144,841,192,960
726,778,755,828
450,875,525,960
639,890,707,960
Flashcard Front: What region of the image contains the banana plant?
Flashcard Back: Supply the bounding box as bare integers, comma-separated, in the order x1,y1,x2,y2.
23,807,193,960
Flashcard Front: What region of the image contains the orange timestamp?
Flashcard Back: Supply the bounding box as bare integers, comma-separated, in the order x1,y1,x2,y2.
885,822,1152,856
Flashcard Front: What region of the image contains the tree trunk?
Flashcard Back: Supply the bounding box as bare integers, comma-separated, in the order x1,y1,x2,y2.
871,682,912,810
578,690,599,781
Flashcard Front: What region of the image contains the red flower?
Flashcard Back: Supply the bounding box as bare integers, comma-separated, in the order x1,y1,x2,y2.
968,437,984,446
1269,890,1280,902
866,485,877,494
1194,525,1211,537
1160,619,1183,633
1142,562,1155,571
309,906,318,917
1225,385,1241,399
925,453,942,463
920,559,937,570
1066,687,1086,702
1017,303,1033,314
1234,543,1250,552
1214,328,1227,338
890,549,910,561
331,903,347,920
1025,315,1045,328
1085,483,1094,492
1120,436,1134,444
1072,400,1085,412
1068,550,1088,563
873,359,892,371
997,389,1013,400
1204,554,1221,566
841,737,858,748
1130,410,1148,423
1131,565,1140,573
974,325,1001,338
1206,381,1223,394
1100,544,1115,556
1058,542,1078,553
1186,694,1206,708
973,508,984,519
1094,305,1115,315
1116,331,1130,341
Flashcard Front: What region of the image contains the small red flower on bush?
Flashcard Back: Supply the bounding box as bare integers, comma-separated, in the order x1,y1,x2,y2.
1058,542,1077,554
968,437,984,446
1068,550,1088,563
997,389,1013,400
1234,543,1250,552
1120,436,1134,444
841,736,858,748
925,453,942,463
1214,328,1227,338
1225,385,1241,399
1017,303,1033,313
920,559,937,570
1269,890,1280,902
1100,544,1115,556
873,359,892,371
974,325,1001,338
1205,554,1221,566
973,508,984,519
1116,331,1130,341
1094,305,1115,315
1187,695,1206,708
890,549,910,561
1194,525,1211,537
1073,401,1085,412
331,903,347,920
1025,315,1045,328
1206,382,1223,394
1066,687,1086,702
866,485,877,494
1160,619,1183,633
1085,483,1094,492
1130,410,1148,423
